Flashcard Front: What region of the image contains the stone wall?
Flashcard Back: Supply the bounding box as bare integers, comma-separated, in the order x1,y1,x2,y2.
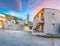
44,9,60,34
4,24,25,30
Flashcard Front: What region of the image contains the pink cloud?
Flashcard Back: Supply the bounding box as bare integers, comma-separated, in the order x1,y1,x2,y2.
56,6,60,10
16,0,22,11
0,0,22,11
41,0,57,7
32,0,60,15
28,0,42,9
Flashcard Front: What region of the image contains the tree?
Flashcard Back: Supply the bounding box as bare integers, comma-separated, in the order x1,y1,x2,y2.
15,20,19,24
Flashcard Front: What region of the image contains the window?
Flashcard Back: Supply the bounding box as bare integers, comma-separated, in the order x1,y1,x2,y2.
52,13,55,15
52,23,55,27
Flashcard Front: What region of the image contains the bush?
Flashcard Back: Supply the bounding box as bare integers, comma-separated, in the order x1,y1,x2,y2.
15,20,19,24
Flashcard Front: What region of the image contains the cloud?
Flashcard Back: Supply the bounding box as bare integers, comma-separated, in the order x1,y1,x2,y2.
56,6,60,10
28,0,43,9
41,0,57,7
16,0,22,11
0,0,22,11
31,0,59,15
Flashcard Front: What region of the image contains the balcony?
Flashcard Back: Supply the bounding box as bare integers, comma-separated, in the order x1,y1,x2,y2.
39,21,44,23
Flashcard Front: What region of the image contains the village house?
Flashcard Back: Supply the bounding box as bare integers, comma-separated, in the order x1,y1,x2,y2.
0,14,6,29
33,8,60,35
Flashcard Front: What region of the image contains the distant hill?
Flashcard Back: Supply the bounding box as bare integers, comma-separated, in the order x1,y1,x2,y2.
5,14,33,25
0,13,33,25
5,14,23,20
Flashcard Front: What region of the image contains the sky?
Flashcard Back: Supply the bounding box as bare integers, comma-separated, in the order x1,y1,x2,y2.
0,0,60,22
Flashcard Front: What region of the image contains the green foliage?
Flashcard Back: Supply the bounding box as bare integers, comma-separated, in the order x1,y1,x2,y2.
15,20,19,24
28,21,33,25
5,14,22,20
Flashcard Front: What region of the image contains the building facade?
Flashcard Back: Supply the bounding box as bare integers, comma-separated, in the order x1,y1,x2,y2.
0,14,6,29
33,8,60,34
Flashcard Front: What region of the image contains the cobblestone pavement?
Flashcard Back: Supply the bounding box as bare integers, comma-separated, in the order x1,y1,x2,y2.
0,30,60,46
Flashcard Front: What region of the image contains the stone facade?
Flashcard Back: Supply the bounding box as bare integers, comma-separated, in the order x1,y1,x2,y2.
33,8,60,34
0,14,6,29
3,20,26,30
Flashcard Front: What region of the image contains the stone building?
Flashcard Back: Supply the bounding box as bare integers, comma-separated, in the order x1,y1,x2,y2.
33,8,60,34
5,15,14,25
0,14,6,28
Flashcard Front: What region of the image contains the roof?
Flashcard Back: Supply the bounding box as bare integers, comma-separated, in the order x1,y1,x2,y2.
34,8,60,19
34,8,44,19
0,14,5,17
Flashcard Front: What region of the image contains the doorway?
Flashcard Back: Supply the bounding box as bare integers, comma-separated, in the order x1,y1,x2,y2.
35,23,44,32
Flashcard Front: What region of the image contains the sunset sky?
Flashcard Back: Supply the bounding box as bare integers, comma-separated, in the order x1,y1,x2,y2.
0,0,60,22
